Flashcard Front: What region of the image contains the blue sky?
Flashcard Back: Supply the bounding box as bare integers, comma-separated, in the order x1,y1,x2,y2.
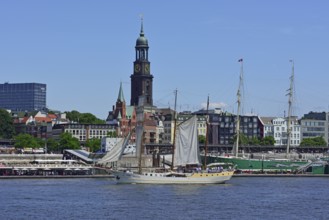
1,1,329,119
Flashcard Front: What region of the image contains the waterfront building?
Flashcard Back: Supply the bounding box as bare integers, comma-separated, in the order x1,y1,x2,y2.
0,82,46,112
272,116,300,146
208,113,263,145
300,112,329,146
260,117,275,138
157,108,175,144
12,111,63,140
52,124,116,143
143,112,164,144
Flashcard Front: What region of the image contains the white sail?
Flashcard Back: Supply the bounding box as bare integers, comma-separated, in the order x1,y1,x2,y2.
135,126,144,158
174,115,201,167
98,132,131,164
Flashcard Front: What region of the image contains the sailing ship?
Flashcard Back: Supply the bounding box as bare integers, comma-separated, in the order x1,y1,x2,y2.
214,59,311,173
106,94,234,184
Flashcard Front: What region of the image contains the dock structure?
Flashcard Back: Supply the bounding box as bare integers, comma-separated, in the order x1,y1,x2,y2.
0,153,94,176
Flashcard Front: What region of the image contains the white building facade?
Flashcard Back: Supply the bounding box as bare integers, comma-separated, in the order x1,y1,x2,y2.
273,117,301,146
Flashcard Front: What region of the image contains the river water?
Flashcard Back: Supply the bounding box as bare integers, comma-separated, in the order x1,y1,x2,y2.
1,177,328,220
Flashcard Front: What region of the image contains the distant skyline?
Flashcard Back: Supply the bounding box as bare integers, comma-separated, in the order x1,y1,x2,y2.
1,1,329,119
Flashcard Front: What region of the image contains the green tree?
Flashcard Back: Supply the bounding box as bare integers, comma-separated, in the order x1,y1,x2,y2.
45,138,59,153
261,136,275,145
0,109,15,139
58,132,80,151
231,133,249,145
198,135,206,144
107,131,117,137
65,110,80,123
86,138,101,152
14,134,39,149
65,110,105,124
300,136,327,147
249,136,260,145
80,113,105,124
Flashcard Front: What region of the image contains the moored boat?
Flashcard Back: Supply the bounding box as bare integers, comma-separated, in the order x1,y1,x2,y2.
113,169,234,184
111,93,234,184
214,59,311,173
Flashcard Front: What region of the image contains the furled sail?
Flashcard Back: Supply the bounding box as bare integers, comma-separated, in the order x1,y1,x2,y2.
98,132,131,164
174,115,201,167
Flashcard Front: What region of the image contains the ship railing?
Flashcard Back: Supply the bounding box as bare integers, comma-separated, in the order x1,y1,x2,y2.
295,161,315,174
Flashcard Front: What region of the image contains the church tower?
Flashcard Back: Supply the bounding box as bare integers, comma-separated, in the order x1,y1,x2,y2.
130,18,154,106
114,82,126,120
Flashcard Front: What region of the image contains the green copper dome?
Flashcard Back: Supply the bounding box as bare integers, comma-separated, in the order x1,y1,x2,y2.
136,35,148,46
136,18,148,47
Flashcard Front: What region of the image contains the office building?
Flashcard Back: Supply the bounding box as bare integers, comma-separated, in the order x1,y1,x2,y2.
0,82,46,111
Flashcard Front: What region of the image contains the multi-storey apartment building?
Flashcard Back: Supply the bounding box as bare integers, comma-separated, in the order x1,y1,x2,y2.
260,117,275,138
300,112,328,146
52,124,116,143
272,117,300,146
208,113,263,145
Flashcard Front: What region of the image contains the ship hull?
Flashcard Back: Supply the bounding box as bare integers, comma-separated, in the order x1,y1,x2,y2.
113,170,234,184
211,156,308,172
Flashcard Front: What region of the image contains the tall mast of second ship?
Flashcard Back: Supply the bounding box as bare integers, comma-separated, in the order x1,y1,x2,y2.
234,59,243,157
171,89,178,170
286,60,294,157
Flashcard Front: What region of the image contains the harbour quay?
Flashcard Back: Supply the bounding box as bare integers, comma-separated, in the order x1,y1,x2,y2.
0,153,95,177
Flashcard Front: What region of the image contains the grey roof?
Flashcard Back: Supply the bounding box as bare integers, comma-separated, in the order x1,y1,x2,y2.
65,150,94,163
259,117,275,125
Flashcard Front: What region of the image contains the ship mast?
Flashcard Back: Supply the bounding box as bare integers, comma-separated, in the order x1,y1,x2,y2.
204,95,210,168
286,60,294,157
234,59,243,157
136,96,145,174
171,89,178,170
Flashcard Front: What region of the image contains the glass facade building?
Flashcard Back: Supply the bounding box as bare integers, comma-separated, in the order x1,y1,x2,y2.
0,82,46,111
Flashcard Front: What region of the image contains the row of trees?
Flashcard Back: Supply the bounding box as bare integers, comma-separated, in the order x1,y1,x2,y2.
65,110,105,124
14,132,101,153
300,137,327,147
199,135,276,146
236,134,327,147
236,135,276,146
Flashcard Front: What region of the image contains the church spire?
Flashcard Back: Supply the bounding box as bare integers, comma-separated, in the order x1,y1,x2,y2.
117,82,125,102
140,15,144,37
131,17,153,107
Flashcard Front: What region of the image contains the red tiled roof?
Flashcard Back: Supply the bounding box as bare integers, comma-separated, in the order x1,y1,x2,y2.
34,117,52,123
47,114,57,119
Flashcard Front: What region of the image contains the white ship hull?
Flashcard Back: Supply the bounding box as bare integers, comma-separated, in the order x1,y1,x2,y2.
113,170,234,184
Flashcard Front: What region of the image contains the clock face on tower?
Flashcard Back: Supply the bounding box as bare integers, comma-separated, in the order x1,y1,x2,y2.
144,64,150,73
134,64,141,72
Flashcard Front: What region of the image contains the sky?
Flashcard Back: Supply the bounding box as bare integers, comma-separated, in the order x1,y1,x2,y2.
1,1,329,119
